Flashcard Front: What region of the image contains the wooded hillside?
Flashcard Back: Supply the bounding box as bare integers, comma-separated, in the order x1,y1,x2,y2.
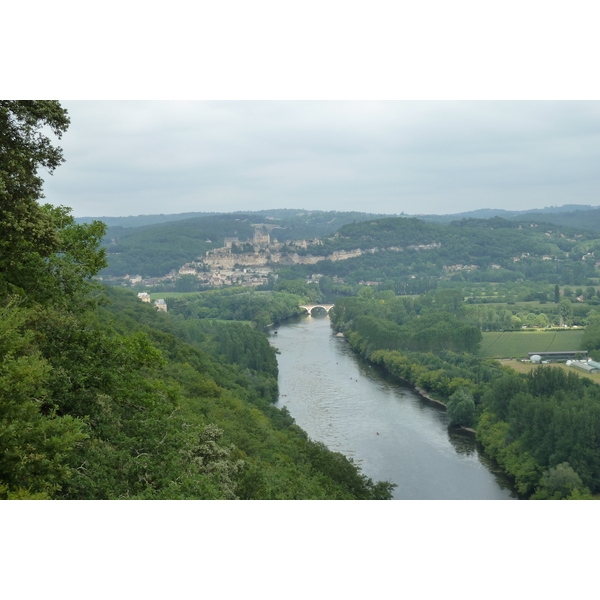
0,101,394,500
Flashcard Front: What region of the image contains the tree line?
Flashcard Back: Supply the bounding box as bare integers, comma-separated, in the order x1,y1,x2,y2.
164,285,314,330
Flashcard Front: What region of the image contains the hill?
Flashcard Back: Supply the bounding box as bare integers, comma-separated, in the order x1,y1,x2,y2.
412,204,598,224
92,209,396,278
76,212,222,228
509,206,600,232
77,204,599,229
294,215,600,288
101,213,256,277
81,204,600,281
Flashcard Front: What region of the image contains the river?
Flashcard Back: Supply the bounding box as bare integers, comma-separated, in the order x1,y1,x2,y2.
270,313,517,499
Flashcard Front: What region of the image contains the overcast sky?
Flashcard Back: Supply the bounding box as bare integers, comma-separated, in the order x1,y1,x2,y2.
41,100,600,219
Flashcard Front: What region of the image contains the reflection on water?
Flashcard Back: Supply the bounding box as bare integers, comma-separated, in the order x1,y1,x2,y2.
447,431,478,457
270,314,516,500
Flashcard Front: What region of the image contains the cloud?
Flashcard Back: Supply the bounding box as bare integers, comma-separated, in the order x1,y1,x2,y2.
41,100,600,217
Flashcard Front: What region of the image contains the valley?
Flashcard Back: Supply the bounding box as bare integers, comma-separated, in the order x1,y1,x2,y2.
5,100,600,501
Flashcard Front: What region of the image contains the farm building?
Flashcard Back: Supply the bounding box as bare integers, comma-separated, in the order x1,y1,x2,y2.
528,351,588,362
566,360,599,374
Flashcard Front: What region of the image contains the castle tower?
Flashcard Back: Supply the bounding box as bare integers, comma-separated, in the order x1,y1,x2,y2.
253,226,270,247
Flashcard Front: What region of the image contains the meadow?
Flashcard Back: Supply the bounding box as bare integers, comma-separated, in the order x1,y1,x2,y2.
477,329,585,358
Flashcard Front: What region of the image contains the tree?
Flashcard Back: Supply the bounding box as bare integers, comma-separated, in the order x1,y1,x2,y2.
432,288,465,315
1,101,68,280
446,388,476,428
0,101,108,497
358,285,375,299
175,274,200,292
510,315,523,329
252,310,272,331
183,424,244,499
0,101,106,303
531,462,592,500
275,278,322,302
558,298,573,327
0,304,88,498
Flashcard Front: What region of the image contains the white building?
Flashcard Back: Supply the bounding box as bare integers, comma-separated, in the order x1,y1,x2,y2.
154,298,167,312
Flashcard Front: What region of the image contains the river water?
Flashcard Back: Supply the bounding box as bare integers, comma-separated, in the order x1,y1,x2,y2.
270,314,516,499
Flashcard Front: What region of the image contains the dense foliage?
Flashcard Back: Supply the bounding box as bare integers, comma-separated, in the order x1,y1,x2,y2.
331,289,482,354
164,287,311,329
101,215,256,277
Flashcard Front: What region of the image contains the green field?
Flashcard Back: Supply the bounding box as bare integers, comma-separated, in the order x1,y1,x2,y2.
477,329,585,358
147,291,201,300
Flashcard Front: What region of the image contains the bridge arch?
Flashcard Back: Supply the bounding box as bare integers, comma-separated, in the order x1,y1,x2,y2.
299,304,334,315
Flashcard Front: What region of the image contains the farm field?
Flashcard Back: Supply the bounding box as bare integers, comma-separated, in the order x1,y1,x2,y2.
477,329,585,358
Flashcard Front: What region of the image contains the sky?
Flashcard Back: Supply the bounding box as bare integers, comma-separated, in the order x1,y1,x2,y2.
42,100,600,219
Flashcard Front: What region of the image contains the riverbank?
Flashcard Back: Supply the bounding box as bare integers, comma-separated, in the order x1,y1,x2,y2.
414,386,447,407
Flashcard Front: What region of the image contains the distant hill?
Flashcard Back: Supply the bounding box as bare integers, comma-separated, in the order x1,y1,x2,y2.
85,204,600,279
78,204,600,229
76,212,221,228
508,207,600,232
416,204,598,224
97,209,393,278
77,208,394,231
297,214,600,287
101,214,256,277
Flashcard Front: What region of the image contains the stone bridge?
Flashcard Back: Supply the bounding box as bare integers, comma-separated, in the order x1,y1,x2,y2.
299,304,334,315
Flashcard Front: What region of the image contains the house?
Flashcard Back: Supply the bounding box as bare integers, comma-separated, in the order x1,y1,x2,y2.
154,299,167,312
178,266,197,275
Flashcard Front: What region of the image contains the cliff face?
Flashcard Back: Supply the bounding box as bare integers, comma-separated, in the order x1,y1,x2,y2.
202,248,364,269
203,252,269,269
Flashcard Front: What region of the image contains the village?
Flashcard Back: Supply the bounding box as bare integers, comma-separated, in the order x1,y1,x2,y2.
106,224,360,294
103,222,455,298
